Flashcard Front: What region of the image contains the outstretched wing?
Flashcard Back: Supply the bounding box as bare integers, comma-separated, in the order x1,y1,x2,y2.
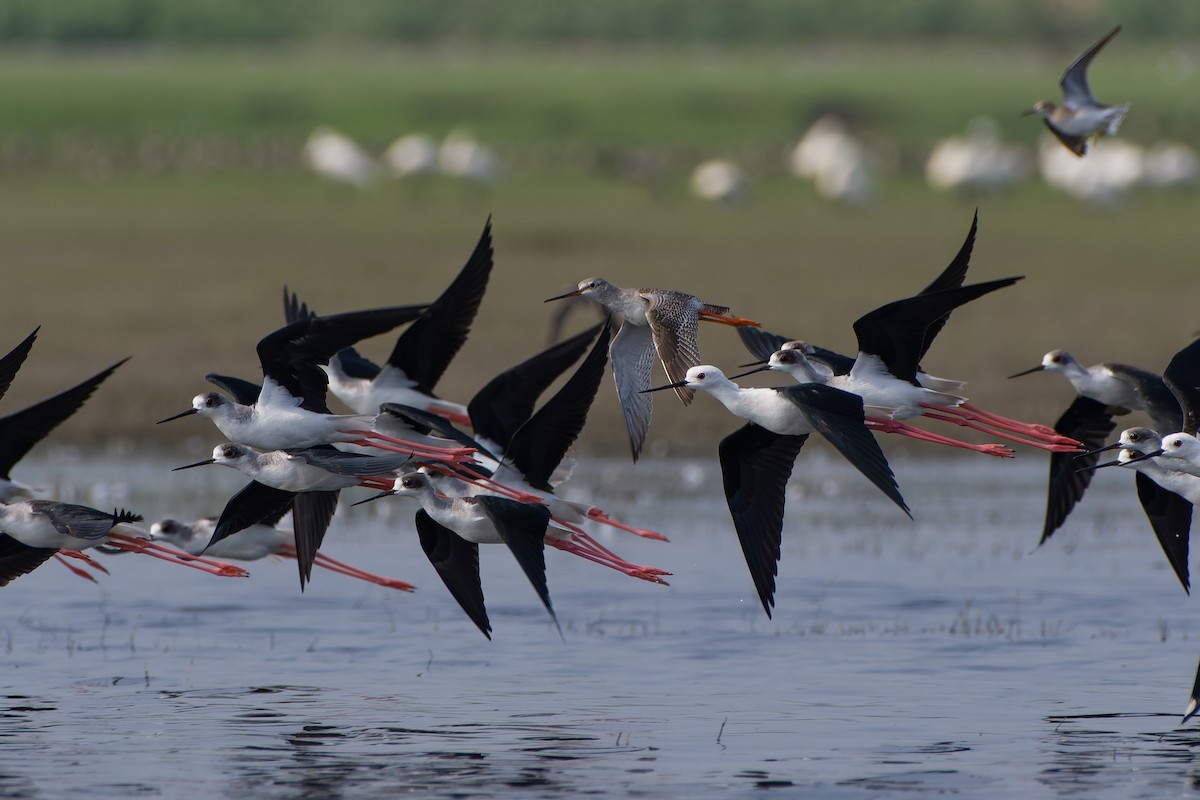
852,278,1020,384
476,495,557,632
916,209,977,361
468,322,602,453
0,357,127,479
505,321,611,490
209,482,296,550
777,384,910,517
415,509,491,639
645,291,700,405
610,322,656,461
0,328,38,406
0,534,56,587
718,423,808,618
1061,25,1121,108
1135,471,1192,594
291,490,340,591
382,216,493,396
1039,396,1118,545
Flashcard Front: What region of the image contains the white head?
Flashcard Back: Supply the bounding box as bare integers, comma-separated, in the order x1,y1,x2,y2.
1159,433,1200,463
149,517,214,550
1116,427,1161,455
768,349,824,382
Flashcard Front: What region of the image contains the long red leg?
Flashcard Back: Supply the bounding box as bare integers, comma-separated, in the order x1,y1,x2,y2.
697,310,761,328
345,429,476,461
546,536,670,585
54,553,98,583
919,409,1083,453
276,542,416,591
106,534,249,577
59,549,111,574
584,508,670,541
922,404,1081,446
866,417,1014,458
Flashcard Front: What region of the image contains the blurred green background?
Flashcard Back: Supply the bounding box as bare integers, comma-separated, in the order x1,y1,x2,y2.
3,0,1198,454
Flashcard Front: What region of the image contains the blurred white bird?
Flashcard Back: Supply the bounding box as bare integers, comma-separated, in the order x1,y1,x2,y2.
690,159,748,206
439,130,504,185
1143,142,1200,189
383,133,440,178
1038,135,1143,203
302,127,380,188
926,117,1031,193
788,116,873,206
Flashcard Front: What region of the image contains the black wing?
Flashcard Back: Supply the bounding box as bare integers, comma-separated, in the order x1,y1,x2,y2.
256,304,429,412
737,327,790,364
376,403,492,459
1135,471,1192,594
1039,396,1118,545
737,328,856,373
383,217,493,396
916,209,977,362
1061,25,1121,106
290,447,412,478
718,423,809,618
282,285,316,325
468,322,602,452
505,321,611,490
283,288,381,379
0,328,37,406
415,509,491,639
1163,339,1200,435
778,384,910,517
0,357,127,479
476,495,557,631
291,490,340,590
852,278,1021,384
1186,651,1200,724
205,373,263,406
0,533,56,587
40,502,141,540
209,481,296,549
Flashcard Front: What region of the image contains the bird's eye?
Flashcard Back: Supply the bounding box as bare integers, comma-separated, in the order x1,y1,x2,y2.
223,446,239,458
206,396,219,407
1172,440,1182,448
1130,433,1140,441
696,372,706,380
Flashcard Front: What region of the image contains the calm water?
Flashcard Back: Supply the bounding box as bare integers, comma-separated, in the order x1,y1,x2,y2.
3,447,1200,798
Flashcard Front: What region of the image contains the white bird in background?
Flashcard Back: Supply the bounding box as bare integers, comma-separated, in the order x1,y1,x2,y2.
788,115,873,206
302,127,380,188
1038,136,1143,203
439,130,503,185
690,160,748,206
383,133,441,178
925,117,1030,193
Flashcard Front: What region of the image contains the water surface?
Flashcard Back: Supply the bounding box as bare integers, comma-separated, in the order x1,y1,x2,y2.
2,449,1198,798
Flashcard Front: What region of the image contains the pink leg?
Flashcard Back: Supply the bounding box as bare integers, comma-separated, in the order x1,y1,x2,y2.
866,417,1014,458
106,534,250,577
426,402,473,428
585,508,670,541
54,553,99,583
919,409,1083,453
345,429,476,461
546,536,671,585
277,543,416,592
923,404,1081,447
58,549,111,575
424,463,547,505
